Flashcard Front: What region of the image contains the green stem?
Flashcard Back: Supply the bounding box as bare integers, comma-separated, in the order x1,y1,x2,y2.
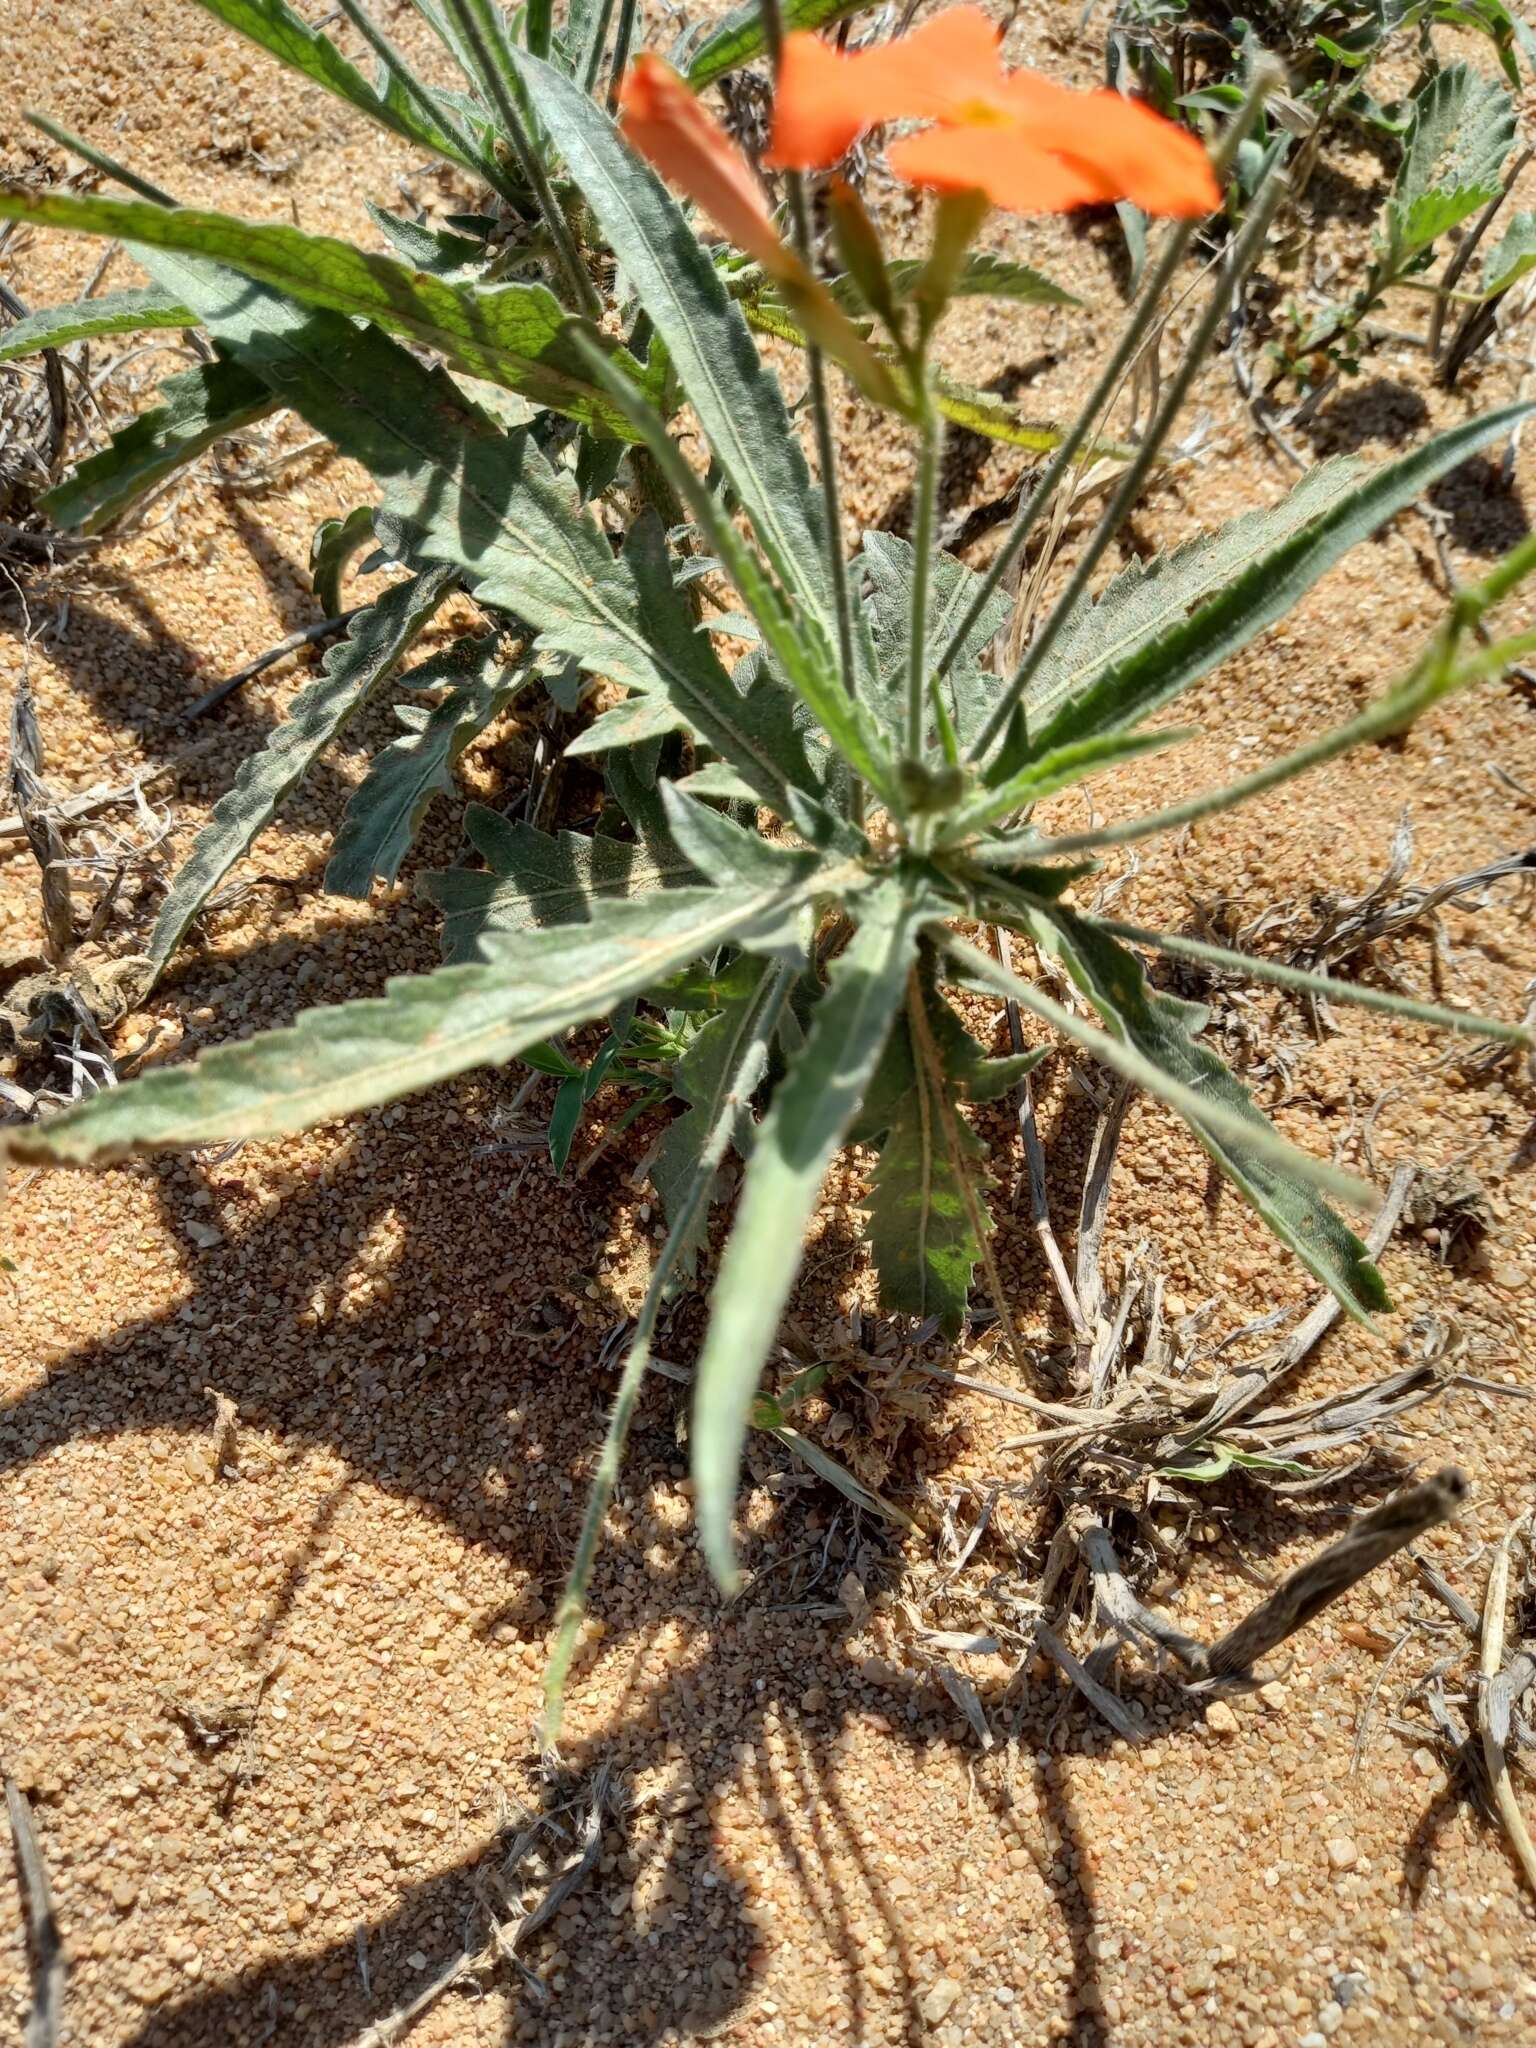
439,0,602,319
906,389,943,759
605,0,640,109
967,144,1291,766
335,0,506,195
580,0,619,95
933,68,1280,688
541,960,795,1745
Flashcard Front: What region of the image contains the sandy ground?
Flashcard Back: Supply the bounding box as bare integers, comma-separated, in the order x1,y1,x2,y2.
2,4,1535,2044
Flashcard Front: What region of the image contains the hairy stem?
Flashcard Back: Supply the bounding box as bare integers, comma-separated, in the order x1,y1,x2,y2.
906,392,944,758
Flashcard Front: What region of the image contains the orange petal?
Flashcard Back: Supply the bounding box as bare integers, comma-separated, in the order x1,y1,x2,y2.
999,77,1221,216
618,55,794,272
887,125,1113,215
765,4,1010,169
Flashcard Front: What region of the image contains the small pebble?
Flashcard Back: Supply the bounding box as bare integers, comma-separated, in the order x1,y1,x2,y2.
1325,1836,1359,1873
1206,1700,1240,1737
920,1978,961,2023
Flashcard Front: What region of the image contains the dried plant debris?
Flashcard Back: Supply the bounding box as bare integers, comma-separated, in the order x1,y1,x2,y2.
4,1776,65,2048
1387,1515,1536,1897
348,1764,622,2045
1184,812,1536,1032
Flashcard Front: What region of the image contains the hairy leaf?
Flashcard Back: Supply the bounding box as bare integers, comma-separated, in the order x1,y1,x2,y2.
874,251,1078,311
563,514,829,814
419,802,697,960
687,0,882,86
0,186,658,439
860,969,1045,1333
859,530,1011,746
1383,64,1515,265
42,357,275,533
510,50,845,658
943,932,1374,1213
10,872,849,1162
948,727,1193,839
365,202,488,277
1025,909,1389,1320
1028,402,1534,752
148,567,457,978
691,880,926,1589
1483,209,1536,296
325,636,533,898
0,287,196,360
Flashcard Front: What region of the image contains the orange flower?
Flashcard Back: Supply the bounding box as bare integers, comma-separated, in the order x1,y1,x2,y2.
764,4,1219,219
617,53,796,275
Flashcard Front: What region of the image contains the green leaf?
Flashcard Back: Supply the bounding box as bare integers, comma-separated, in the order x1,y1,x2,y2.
948,728,1193,839
1029,402,1535,753
42,357,275,533
1024,910,1390,1322
365,202,487,277
564,514,832,815
185,0,483,174
10,870,849,1163
325,636,534,898
687,0,881,87
943,931,1376,1216
149,567,457,979
876,251,1079,311
0,185,658,439
107,246,818,820
309,504,375,617
691,880,926,1589
0,287,196,361
859,531,1010,748
1382,63,1515,267
1482,209,1536,296
859,967,1042,1336
653,955,777,1270
420,803,697,960
509,49,845,657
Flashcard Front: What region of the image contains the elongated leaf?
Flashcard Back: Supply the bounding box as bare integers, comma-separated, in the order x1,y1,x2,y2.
7,874,849,1163
687,0,881,86
186,0,482,173
653,955,776,1269
860,968,1045,1333
0,187,656,439
692,880,926,1588
420,802,697,959
0,288,195,361
509,49,842,651
149,567,457,977
1018,909,1389,1320
365,202,486,277
325,637,533,897
564,513,829,812
942,932,1375,1213
945,727,1193,839
1383,64,1514,265
1030,402,1534,752
42,357,275,533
